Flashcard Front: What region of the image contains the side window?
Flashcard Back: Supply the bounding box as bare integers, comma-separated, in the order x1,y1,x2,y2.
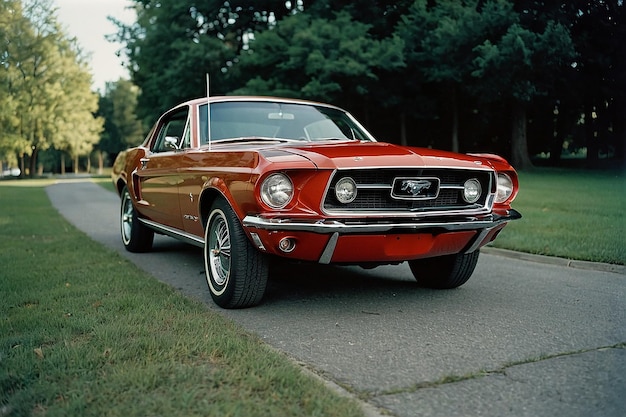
152,107,190,152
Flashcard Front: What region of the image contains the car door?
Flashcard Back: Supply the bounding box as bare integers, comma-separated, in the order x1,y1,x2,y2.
134,106,190,230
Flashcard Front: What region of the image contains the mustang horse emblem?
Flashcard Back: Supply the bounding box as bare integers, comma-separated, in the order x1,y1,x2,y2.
401,179,433,196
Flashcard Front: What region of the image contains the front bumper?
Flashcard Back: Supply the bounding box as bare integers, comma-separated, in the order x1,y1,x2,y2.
242,209,522,264
243,209,522,234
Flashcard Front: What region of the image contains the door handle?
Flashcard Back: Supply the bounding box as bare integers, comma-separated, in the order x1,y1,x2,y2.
139,158,149,169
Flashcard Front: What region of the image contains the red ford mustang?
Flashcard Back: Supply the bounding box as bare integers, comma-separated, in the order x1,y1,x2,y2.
112,96,521,308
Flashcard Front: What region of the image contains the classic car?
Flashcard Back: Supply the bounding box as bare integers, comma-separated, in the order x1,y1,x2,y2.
112,96,521,308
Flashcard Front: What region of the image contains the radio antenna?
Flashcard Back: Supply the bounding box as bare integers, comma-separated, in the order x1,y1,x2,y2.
206,73,212,151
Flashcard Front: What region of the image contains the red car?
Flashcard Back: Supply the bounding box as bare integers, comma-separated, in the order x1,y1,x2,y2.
112,96,521,308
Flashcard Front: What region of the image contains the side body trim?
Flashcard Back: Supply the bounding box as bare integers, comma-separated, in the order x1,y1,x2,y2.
139,218,205,248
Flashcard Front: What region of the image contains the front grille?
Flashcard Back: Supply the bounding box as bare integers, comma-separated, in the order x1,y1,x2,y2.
323,168,494,214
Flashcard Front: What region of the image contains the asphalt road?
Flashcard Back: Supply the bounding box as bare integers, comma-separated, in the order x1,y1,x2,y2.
47,180,626,417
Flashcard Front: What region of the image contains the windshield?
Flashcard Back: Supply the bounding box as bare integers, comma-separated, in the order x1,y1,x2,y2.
199,101,375,144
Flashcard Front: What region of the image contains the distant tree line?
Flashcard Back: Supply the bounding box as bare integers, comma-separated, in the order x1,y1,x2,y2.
110,0,625,170
2,1,623,175
0,0,103,177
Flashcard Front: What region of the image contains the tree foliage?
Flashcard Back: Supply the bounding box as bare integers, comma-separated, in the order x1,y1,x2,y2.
567,0,626,165
233,11,404,110
111,0,301,125
471,10,575,168
395,0,576,168
0,0,102,176
397,1,516,152
112,0,624,169
97,79,144,168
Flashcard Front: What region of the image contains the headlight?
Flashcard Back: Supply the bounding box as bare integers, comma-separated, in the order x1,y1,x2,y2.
496,173,514,203
260,173,293,208
463,178,482,203
335,177,357,204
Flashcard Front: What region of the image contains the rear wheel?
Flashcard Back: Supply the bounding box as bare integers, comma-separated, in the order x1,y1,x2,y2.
408,251,480,289
204,198,268,308
120,186,154,252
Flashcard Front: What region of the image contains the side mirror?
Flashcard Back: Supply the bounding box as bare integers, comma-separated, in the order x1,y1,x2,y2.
164,136,179,149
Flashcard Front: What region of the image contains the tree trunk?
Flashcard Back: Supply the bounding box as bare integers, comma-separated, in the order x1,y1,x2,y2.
19,153,25,178
612,97,626,168
584,100,599,166
511,101,533,170
451,86,459,153
98,151,104,175
61,154,65,175
549,103,564,165
29,147,39,178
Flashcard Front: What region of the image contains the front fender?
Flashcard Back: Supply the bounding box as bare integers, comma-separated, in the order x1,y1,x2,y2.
198,176,257,231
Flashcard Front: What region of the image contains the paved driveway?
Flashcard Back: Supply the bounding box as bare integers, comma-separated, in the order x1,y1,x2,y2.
47,180,626,417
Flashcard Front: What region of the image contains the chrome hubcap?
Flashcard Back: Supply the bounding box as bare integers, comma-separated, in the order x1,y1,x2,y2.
121,192,133,243
208,214,231,287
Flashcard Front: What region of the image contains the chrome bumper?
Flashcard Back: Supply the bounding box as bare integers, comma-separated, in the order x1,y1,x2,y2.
242,209,522,235
243,209,521,264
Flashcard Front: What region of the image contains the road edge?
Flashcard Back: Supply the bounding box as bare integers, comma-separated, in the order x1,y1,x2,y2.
483,246,626,275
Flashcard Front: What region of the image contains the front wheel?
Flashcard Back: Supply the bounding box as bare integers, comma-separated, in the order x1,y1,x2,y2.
408,251,480,289
120,186,154,253
204,198,268,308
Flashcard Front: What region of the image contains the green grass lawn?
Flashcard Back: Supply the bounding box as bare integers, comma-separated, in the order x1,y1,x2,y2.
0,181,363,417
491,168,626,265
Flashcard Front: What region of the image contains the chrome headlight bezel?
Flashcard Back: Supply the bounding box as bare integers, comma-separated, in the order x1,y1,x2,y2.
334,177,358,204
463,178,482,203
496,173,514,203
260,173,293,209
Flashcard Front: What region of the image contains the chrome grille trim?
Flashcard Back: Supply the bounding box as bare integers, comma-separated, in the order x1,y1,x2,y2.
322,167,496,217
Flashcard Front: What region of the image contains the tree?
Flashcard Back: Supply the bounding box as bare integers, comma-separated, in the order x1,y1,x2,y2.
112,0,301,125
0,53,24,172
567,0,626,165
232,10,404,122
297,1,414,143
107,0,622,169
53,61,103,174
472,17,576,169
0,0,102,176
0,1,21,171
395,0,575,167
304,0,412,40
97,79,145,169
0,0,54,176
397,0,519,152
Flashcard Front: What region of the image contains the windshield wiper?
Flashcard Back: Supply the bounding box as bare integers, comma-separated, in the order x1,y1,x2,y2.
208,136,302,144
310,137,359,142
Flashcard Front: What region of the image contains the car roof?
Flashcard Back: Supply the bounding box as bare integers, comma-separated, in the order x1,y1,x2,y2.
179,96,345,112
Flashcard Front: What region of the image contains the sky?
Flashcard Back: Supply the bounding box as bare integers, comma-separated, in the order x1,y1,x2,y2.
53,0,136,93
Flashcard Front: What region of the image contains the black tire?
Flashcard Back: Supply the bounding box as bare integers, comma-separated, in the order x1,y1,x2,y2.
408,250,480,289
120,186,154,253
204,198,268,308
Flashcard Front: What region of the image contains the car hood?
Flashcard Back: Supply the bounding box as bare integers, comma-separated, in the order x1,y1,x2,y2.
275,141,495,171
